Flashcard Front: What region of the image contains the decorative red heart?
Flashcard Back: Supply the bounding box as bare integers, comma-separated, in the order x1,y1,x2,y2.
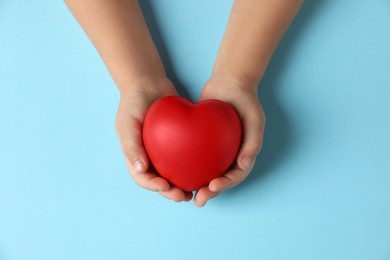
143,96,242,191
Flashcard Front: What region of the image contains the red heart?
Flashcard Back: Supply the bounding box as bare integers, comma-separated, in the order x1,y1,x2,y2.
143,96,242,191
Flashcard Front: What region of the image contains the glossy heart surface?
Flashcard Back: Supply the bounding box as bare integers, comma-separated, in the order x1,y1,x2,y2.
143,96,242,191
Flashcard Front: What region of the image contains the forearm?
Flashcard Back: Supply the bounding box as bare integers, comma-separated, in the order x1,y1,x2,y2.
65,0,166,93
213,0,303,88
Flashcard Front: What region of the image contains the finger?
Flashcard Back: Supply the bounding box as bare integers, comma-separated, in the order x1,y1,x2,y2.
183,191,194,202
116,113,149,173
125,160,170,192
194,187,221,207
237,113,265,172
159,186,187,202
208,165,252,192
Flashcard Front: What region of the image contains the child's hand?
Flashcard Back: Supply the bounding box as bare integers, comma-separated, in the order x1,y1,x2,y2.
116,78,193,202
194,75,266,207
67,0,301,206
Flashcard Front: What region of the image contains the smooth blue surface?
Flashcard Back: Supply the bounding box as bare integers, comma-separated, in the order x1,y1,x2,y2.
1,0,390,259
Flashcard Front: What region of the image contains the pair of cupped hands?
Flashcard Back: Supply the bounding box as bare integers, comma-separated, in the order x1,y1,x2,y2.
116,74,266,207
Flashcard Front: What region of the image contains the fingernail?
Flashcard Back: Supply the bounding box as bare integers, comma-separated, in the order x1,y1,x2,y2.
195,201,206,207
133,160,144,173
240,156,252,170
209,182,220,192
194,198,205,207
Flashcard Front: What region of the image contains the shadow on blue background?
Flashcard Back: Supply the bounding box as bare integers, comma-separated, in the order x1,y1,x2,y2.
140,0,326,194
246,0,328,191
140,0,192,98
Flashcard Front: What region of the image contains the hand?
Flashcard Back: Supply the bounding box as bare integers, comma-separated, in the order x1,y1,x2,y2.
194,75,266,207
115,78,193,202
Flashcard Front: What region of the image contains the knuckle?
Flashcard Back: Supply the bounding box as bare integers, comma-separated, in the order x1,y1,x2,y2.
255,110,266,125
238,173,250,184
249,138,263,156
115,115,121,131
123,143,138,161
133,178,145,189
115,114,125,135
120,139,132,152
254,139,263,153
260,111,266,124
115,122,121,136
130,173,148,189
245,112,265,128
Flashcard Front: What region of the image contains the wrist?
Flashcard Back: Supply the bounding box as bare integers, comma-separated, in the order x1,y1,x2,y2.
208,72,259,92
118,76,174,97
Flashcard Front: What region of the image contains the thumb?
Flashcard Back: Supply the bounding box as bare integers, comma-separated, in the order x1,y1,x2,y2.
116,114,149,173
237,113,265,172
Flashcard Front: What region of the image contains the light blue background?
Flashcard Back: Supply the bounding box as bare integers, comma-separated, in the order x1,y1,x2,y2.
1,0,390,259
